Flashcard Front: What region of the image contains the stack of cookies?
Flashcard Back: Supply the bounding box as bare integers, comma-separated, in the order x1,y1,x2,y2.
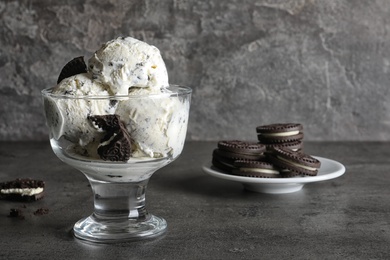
211,123,321,178
212,140,281,178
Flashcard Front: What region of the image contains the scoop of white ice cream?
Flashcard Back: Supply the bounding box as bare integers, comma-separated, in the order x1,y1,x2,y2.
88,37,169,95
47,73,116,146
115,88,190,159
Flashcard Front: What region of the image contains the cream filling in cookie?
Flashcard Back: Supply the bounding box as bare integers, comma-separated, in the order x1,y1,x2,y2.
277,156,317,171
239,168,279,175
217,160,234,167
259,130,300,137
99,133,117,147
1,187,44,196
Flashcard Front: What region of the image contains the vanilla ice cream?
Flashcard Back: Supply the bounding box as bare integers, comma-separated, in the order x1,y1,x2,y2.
45,73,115,147
88,37,169,95
116,88,190,158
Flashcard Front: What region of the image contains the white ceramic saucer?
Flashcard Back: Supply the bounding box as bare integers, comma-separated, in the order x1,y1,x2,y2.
202,157,345,194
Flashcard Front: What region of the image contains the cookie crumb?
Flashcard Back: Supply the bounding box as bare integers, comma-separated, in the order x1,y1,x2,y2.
9,208,25,219
34,208,49,216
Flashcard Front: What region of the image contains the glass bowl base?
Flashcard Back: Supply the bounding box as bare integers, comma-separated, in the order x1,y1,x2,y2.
73,214,167,243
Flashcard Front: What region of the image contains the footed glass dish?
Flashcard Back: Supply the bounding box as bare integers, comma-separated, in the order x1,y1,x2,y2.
42,85,191,243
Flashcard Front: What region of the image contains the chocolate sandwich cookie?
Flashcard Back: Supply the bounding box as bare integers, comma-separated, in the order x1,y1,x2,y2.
217,140,266,160
233,160,280,178
89,115,132,162
256,123,303,144
212,141,267,173
0,178,45,202
57,56,88,84
267,147,321,177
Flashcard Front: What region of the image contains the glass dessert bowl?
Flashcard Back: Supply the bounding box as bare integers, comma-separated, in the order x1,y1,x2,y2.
42,85,191,243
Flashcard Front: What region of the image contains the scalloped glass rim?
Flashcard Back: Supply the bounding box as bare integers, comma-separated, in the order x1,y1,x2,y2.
41,85,192,100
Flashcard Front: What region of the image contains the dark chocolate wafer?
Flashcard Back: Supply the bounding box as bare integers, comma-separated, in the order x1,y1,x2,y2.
216,149,266,161
218,140,266,158
57,56,88,84
265,140,303,153
267,147,321,177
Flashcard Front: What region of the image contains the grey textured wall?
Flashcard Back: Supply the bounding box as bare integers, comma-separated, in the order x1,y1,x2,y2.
0,0,389,141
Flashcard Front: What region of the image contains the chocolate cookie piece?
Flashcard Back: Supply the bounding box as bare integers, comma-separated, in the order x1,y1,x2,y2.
233,160,280,178
57,56,88,84
89,115,132,162
0,178,45,202
98,131,132,162
256,123,303,144
267,147,321,177
218,140,266,159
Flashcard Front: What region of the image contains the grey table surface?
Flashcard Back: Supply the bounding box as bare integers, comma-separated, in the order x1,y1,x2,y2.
0,141,389,259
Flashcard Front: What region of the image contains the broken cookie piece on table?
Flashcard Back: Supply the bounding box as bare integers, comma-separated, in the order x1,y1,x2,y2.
0,178,45,202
